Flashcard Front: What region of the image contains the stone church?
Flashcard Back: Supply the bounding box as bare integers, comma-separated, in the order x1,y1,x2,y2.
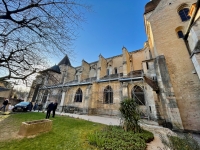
28,0,200,132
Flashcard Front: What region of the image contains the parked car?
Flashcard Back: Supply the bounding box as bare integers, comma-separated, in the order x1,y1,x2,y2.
12,102,32,112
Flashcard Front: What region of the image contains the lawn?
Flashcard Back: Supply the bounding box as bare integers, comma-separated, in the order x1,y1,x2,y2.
0,112,105,150
0,112,154,150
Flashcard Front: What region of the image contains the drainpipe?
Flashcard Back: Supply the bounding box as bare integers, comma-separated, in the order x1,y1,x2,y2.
184,0,200,56
183,39,191,56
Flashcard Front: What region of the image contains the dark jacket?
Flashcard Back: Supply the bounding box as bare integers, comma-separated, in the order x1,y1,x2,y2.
53,102,58,110
3,99,8,105
47,102,54,111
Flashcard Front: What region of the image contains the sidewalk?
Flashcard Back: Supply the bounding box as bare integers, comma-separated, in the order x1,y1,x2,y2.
56,112,121,125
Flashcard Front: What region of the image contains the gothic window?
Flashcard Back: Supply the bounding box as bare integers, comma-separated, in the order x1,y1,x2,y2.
75,75,78,80
42,90,48,103
131,85,145,105
177,30,184,38
114,67,117,74
146,62,149,70
107,69,109,75
74,88,82,102
104,85,113,104
149,106,152,113
178,8,190,22
149,50,152,59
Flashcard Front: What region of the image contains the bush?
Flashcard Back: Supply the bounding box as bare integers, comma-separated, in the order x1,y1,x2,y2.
88,125,154,150
119,98,141,132
136,130,154,143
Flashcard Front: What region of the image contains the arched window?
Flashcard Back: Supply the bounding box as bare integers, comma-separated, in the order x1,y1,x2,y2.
107,69,109,75
175,26,184,39
104,85,113,104
42,90,48,103
74,88,82,102
177,30,184,38
131,85,145,105
114,67,117,74
178,8,190,22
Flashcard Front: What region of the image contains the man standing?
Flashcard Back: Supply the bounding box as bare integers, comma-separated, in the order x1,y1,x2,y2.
45,101,54,119
0,98,9,112
52,100,58,118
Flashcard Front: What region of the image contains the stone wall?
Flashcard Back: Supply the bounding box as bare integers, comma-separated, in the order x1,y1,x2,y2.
145,0,200,131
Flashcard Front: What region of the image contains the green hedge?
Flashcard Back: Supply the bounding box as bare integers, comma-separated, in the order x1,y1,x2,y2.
88,125,154,150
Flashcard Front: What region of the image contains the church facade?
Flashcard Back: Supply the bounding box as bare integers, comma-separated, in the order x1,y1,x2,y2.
28,0,200,132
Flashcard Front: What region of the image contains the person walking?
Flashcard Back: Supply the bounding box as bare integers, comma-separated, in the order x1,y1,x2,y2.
0,98,9,112
52,100,58,118
33,102,38,111
29,102,33,111
45,101,54,119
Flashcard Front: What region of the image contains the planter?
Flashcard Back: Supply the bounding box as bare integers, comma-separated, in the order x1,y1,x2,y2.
18,119,52,136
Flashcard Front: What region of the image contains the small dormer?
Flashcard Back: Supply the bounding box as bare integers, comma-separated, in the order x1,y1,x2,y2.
89,64,97,78
75,68,81,82
106,59,113,75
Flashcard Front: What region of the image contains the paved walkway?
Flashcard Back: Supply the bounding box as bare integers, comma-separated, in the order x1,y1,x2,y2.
57,112,121,125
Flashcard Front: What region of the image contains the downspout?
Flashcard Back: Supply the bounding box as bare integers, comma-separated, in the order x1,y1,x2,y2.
184,0,200,56
183,38,191,56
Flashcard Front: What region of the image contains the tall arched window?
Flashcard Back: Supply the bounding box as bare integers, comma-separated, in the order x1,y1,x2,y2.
114,67,117,74
131,85,145,105
104,85,113,104
42,90,48,103
74,88,82,102
178,8,190,22
107,69,109,75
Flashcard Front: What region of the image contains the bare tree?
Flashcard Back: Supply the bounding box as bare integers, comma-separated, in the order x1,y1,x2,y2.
0,0,89,82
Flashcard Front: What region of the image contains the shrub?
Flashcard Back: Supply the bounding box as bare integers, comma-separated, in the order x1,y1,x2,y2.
88,125,154,150
135,130,154,143
119,98,141,132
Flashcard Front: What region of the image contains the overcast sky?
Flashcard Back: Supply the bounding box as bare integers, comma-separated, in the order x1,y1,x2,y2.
52,0,149,67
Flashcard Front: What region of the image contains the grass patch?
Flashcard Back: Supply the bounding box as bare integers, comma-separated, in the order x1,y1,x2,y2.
88,125,154,150
0,112,105,150
0,113,154,150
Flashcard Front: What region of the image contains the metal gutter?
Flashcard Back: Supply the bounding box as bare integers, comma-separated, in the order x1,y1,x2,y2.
119,77,143,81
97,78,119,83
39,82,93,90
39,77,143,89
